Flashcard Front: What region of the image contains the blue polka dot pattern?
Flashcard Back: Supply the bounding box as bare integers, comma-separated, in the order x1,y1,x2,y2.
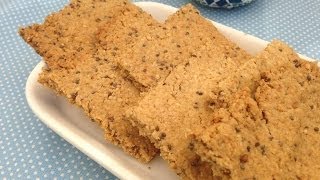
194,0,254,8
0,0,319,179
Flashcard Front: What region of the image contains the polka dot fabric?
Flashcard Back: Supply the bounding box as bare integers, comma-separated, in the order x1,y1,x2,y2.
0,0,319,179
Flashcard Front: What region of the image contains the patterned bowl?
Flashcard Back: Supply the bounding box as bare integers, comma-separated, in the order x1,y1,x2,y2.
194,0,254,9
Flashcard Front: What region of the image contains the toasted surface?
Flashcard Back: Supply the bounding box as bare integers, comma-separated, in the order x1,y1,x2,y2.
96,1,162,91
97,4,251,91
20,0,128,69
22,0,158,162
164,4,249,65
127,44,241,179
123,4,252,179
192,40,320,179
39,59,158,162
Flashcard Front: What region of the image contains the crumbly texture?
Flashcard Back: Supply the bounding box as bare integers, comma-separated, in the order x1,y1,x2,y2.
96,2,163,91
97,4,251,91
192,40,320,179
127,44,244,179
164,4,249,65
20,0,158,163
19,0,129,69
123,4,252,179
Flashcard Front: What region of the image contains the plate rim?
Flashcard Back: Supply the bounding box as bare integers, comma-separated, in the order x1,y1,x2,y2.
25,1,319,180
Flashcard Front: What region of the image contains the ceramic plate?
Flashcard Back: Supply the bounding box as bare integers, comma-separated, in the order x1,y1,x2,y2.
25,2,318,180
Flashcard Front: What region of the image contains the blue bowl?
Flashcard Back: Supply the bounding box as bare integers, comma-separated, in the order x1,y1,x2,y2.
194,0,254,9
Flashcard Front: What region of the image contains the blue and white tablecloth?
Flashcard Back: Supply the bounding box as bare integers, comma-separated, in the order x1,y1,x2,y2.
0,0,319,179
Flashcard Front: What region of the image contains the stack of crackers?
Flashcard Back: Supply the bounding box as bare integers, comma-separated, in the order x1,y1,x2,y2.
20,0,320,179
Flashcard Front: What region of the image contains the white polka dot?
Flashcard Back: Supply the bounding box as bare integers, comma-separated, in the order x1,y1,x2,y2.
0,0,318,179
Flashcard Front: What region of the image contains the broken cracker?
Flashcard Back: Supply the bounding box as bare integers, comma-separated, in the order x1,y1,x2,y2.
20,0,158,163
192,40,320,179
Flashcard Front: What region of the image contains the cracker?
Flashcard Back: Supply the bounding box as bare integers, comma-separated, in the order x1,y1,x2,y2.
20,0,128,69
96,1,163,91
97,4,251,91
20,0,158,163
126,44,242,179
192,40,320,179
120,4,252,179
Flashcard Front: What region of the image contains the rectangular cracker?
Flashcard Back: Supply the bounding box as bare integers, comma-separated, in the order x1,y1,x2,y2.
20,0,158,162
126,44,242,179
97,4,251,91
191,40,320,179
96,1,163,91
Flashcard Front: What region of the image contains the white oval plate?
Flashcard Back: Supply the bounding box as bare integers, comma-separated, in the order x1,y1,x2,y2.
25,2,319,180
